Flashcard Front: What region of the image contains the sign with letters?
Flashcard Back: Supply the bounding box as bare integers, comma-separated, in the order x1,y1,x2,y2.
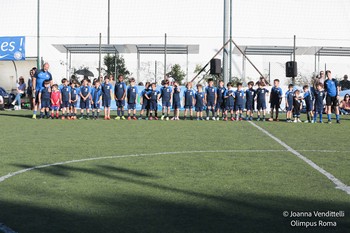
0,36,25,61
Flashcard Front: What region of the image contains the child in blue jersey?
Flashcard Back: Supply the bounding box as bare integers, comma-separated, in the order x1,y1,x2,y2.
269,79,283,121
126,78,138,120
245,81,255,121
91,80,102,120
69,81,78,120
324,70,340,123
60,78,71,120
79,79,91,120
172,81,181,120
235,83,245,121
292,89,302,123
255,81,269,121
183,82,195,120
38,80,51,119
101,76,113,120
139,82,151,120
313,83,325,123
114,74,127,120
224,82,235,121
205,78,217,120
195,84,205,120
215,80,226,120
303,85,314,123
285,84,294,123
147,83,160,120
160,80,172,121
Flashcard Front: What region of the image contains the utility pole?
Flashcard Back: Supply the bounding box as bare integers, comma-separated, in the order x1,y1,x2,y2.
223,0,230,84
164,33,167,80
37,0,40,69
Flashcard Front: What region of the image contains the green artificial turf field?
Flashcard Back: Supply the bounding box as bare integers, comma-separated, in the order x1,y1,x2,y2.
0,110,349,233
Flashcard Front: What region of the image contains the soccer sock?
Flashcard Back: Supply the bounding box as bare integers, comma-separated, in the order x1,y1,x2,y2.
258,115,260,119
313,114,317,122
117,109,120,116
51,112,54,117
128,113,130,117
307,112,310,121
239,113,242,118
150,113,153,117
121,110,124,116
133,113,136,117
263,115,265,119
40,112,43,118
336,114,340,121
211,108,215,116
92,112,95,117
206,108,209,117
33,110,37,115
87,112,89,117
327,114,331,121
81,112,83,117
56,112,59,118
97,112,100,117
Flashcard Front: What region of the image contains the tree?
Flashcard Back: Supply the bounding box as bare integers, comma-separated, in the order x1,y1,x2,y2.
104,55,131,79
167,64,186,84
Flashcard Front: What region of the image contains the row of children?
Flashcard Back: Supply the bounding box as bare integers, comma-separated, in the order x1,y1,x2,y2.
36,72,341,123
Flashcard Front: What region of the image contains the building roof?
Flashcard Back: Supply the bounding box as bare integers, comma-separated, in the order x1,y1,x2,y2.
52,44,199,54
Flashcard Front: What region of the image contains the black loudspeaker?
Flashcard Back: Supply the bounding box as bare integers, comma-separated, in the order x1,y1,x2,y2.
210,58,221,75
286,61,297,77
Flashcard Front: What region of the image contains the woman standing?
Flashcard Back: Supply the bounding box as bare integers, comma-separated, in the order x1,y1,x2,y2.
12,76,26,110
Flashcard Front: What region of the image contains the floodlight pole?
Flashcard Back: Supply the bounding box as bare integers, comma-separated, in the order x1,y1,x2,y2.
229,0,232,81
223,0,230,84
99,33,102,79
37,0,40,69
107,0,110,45
292,35,296,85
164,33,167,80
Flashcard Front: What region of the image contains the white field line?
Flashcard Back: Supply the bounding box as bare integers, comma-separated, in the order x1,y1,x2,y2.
249,121,350,195
0,223,17,233
0,149,286,183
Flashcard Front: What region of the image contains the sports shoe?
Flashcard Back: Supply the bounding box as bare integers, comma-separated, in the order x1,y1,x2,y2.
223,117,227,121
257,118,260,121
86,117,90,120
166,117,169,121
132,116,137,120
196,117,200,121
239,118,242,121
154,117,158,120
311,120,315,123
336,120,340,124
262,118,266,122
127,116,131,120
297,119,302,123
216,117,220,121
200,117,204,120
145,117,149,121
161,115,165,120
304,120,309,123
149,117,153,120
104,116,108,120
206,117,210,121
121,116,126,120
61,116,65,120
32,114,36,119
138,117,143,120
115,116,120,120
328,121,332,124
231,117,235,121
212,117,216,121
293,119,297,123
319,121,323,123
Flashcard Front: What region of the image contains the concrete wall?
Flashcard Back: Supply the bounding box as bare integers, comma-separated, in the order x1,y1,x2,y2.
0,60,36,92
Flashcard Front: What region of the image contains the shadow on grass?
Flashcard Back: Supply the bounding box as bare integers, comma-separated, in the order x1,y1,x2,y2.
0,191,349,233
0,112,33,119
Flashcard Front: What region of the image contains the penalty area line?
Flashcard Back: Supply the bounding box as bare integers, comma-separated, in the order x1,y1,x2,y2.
0,149,285,184
249,121,350,195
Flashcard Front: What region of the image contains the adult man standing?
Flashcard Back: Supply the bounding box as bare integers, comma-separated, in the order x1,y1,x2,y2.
339,75,350,91
32,63,53,119
324,70,340,124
